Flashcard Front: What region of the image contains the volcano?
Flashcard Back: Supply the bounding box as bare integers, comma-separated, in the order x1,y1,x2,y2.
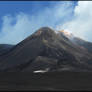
0,27,92,72
0,44,13,55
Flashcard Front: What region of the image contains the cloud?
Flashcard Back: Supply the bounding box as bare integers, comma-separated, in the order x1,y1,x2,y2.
56,1,92,42
0,1,75,44
0,13,32,44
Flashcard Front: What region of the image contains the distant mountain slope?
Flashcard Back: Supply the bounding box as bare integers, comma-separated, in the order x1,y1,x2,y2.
58,30,92,54
0,27,92,72
72,37,92,54
0,44,14,55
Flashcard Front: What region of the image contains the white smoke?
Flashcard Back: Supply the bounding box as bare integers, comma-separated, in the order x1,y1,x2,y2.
0,2,74,44
56,1,92,42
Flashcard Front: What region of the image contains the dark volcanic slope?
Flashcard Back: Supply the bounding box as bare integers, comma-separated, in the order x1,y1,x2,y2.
0,44,13,55
0,27,92,72
72,37,92,54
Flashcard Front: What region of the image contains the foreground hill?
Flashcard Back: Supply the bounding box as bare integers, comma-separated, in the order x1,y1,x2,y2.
0,72,92,91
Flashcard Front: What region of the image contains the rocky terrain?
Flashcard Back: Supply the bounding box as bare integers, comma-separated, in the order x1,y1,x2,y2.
0,27,92,72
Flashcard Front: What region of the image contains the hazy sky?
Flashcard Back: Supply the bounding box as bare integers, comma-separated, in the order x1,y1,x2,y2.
0,1,92,44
